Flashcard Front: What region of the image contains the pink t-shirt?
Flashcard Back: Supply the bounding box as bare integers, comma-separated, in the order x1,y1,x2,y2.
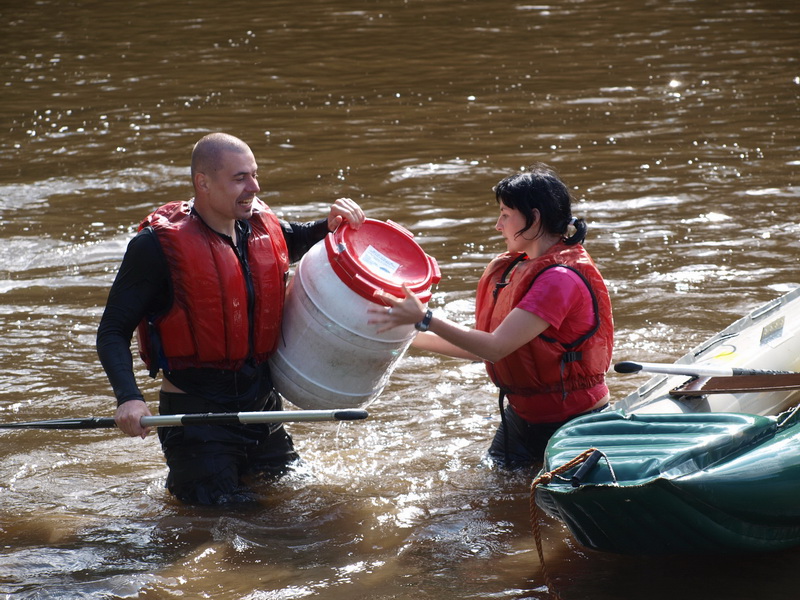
513,266,608,423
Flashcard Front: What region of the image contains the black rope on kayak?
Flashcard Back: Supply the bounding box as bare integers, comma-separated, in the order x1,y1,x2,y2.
529,448,603,600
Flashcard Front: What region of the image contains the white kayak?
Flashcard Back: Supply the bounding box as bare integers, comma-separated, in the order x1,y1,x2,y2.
614,286,800,417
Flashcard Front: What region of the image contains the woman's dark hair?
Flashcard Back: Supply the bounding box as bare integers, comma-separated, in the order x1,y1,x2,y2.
493,163,587,245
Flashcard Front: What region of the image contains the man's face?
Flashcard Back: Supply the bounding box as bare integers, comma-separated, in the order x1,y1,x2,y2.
203,148,261,223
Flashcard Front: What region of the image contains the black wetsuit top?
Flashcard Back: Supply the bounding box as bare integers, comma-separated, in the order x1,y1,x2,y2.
96,214,328,408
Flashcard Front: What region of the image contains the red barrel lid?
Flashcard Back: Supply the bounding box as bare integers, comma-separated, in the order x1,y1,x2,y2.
324,219,441,305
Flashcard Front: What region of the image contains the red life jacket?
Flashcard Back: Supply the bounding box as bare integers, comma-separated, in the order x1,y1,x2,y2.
136,199,290,373
474,242,614,417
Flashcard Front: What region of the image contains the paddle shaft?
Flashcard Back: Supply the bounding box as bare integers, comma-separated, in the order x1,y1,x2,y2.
0,409,369,430
614,361,795,378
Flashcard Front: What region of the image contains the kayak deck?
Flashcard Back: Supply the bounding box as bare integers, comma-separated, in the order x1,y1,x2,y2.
542,410,777,487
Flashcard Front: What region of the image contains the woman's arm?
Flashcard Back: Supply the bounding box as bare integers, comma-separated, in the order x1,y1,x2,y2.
411,331,482,361
370,284,550,363
416,307,549,363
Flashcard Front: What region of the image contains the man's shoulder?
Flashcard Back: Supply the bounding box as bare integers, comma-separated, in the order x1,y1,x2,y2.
126,226,163,260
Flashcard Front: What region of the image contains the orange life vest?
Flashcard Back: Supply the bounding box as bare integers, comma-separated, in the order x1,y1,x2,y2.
136,199,290,373
474,242,614,416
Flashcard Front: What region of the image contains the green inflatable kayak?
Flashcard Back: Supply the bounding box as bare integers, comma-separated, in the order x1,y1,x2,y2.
535,287,800,554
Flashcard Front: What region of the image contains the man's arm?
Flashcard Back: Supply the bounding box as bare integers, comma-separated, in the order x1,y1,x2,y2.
281,198,366,263
280,218,329,263
96,229,169,405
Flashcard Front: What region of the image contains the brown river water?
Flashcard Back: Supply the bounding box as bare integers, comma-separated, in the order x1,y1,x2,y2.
1,1,799,598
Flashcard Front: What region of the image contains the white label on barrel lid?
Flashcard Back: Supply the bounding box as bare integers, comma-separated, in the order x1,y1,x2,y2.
360,245,401,276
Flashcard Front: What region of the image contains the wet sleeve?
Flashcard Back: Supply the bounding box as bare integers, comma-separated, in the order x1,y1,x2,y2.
96,229,169,405
280,218,329,263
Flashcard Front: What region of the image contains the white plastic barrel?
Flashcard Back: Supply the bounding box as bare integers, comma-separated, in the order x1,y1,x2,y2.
271,219,440,409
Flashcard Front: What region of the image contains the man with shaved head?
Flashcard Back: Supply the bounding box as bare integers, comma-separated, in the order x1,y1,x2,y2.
97,133,365,504
190,132,250,178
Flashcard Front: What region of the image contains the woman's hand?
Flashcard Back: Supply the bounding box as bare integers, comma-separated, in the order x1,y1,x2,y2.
369,283,426,333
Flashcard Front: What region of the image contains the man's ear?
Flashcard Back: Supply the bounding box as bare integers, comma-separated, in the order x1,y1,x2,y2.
194,171,209,193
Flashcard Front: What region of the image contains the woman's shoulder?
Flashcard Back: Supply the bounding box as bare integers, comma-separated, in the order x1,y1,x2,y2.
531,266,588,294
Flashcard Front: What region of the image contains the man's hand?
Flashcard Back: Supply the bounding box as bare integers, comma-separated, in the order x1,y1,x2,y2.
114,399,152,439
327,197,365,232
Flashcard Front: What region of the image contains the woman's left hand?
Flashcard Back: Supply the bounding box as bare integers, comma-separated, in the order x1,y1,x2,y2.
369,283,426,333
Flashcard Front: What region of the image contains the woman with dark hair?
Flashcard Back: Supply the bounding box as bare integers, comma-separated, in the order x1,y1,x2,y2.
371,163,613,468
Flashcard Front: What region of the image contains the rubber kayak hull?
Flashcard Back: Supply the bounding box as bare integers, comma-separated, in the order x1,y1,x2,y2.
536,409,800,554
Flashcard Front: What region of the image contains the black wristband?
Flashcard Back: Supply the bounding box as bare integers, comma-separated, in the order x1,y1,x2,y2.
415,309,433,332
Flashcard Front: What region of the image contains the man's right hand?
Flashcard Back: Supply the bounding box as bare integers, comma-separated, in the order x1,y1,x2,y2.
114,399,152,439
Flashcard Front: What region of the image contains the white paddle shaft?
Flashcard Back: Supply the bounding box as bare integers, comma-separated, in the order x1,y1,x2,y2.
614,361,793,378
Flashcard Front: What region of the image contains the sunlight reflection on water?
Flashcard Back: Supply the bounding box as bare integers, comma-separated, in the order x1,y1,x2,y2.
1,0,799,598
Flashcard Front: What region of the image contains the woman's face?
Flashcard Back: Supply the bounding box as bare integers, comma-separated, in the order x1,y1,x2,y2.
495,200,535,253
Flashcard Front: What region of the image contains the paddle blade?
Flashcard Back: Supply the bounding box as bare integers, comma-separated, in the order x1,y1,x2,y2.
0,417,118,430
670,373,800,396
